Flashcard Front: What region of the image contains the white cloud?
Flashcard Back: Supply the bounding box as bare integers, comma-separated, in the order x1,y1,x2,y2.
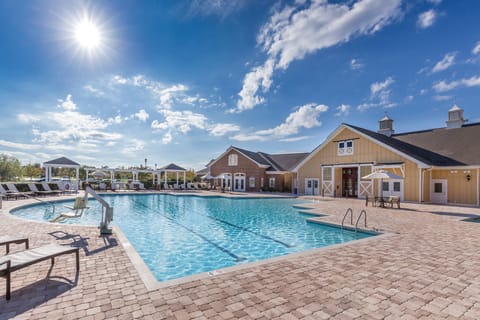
473,42,480,55
151,110,208,133
427,0,442,4
432,52,456,73
188,0,246,18
350,59,364,70
357,77,396,111
236,0,402,112
231,103,328,141
433,76,480,92
84,85,104,96
134,109,149,122
0,139,41,150
433,95,452,101
121,139,145,154
370,77,394,98
57,94,77,111
209,123,241,136
108,115,123,125
335,104,351,117
17,114,40,124
417,9,437,29
162,132,172,144
279,136,311,142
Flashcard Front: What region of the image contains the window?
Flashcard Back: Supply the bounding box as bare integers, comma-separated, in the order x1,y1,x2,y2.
249,177,255,188
393,182,401,192
322,167,332,181
360,166,372,180
382,181,389,191
269,177,275,188
434,183,443,193
338,140,354,156
228,154,238,166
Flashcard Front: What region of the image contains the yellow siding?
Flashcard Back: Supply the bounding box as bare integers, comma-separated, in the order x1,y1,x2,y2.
297,127,420,201
431,169,477,205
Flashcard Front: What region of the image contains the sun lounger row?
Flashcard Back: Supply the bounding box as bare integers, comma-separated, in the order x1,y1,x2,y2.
0,182,74,200
0,236,79,300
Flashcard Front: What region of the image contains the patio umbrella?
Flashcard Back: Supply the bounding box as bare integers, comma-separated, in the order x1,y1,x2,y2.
91,171,107,179
201,173,213,180
361,170,403,198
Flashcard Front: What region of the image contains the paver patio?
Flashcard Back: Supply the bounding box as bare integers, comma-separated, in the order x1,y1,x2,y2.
1,193,480,319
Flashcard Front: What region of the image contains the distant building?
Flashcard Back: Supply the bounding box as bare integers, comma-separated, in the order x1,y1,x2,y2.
207,146,308,192
294,105,480,206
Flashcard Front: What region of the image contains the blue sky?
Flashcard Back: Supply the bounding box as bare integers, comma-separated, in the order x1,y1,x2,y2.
1,0,479,170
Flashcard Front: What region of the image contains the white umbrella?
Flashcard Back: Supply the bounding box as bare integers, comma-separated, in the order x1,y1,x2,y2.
201,173,213,180
91,171,107,179
362,170,403,199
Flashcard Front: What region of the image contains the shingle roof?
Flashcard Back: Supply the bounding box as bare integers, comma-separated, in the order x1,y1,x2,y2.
43,157,80,166
393,122,480,166
345,124,466,166
233,147,308,172
161,163,186,171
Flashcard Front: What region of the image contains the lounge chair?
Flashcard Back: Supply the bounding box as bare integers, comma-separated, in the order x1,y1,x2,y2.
0,184,19,200
0,236,29,254
27,183,51,197
0,243,79,300
50,197,88,223
5,184,33,198
42,182,63,196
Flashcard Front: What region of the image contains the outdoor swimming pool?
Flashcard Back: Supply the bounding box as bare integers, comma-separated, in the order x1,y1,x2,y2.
11,194,375,282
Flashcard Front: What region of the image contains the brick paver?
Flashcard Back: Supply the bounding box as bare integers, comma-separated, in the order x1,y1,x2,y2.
1,193,480,319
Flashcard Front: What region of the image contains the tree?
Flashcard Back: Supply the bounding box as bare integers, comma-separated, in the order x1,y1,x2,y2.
0,154,22,182
22,163,43,180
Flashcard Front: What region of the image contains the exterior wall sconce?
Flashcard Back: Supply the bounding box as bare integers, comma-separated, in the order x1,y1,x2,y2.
466,174,471,181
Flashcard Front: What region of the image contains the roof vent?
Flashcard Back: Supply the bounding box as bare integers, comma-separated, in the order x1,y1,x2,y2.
378,114,394,137
446,104,466,129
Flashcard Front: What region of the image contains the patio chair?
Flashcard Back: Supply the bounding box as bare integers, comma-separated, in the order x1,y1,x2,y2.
42,182,63,196
387,196,401,209
50,197,88,223
27,183,51,197
6,183,33,198
0,243,79,300
0,236,29,254
0,184,20,200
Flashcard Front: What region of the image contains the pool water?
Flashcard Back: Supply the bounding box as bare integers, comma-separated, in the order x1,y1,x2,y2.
11,194,375,281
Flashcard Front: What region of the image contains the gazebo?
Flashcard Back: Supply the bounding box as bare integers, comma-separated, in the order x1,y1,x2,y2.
43,157,80,182
158,163,187,189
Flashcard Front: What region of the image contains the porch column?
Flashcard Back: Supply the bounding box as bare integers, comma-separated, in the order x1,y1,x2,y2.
76,167,79,182
176,172,179,186
183,171,186,188
164,171,168,188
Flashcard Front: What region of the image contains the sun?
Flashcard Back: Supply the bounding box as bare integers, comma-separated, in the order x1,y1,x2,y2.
74,19,101,49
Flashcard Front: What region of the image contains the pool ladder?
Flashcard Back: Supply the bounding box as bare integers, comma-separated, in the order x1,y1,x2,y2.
341,208,367,233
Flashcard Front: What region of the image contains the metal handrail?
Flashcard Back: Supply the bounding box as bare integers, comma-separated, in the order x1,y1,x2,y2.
355,209,367,232
84,186,113,234
341,208,353,229
23,194,56,214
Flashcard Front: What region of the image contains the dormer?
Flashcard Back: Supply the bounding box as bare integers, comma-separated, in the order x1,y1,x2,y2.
378,115,394,137
446,104,466,129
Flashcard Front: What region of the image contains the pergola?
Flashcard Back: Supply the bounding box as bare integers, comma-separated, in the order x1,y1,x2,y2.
43,157,80,182
84,163,187,189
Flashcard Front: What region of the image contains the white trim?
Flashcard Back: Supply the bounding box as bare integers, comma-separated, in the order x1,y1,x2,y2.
208,146,270,169
293,124,430,172
477,168,479,207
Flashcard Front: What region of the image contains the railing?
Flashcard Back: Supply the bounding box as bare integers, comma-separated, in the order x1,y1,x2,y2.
355,209,367,232
22,194,56,214
341,208,353,229
85,186,113,235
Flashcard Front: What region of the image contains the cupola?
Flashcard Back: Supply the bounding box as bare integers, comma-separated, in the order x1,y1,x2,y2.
446,104,465,129
378,114,394,137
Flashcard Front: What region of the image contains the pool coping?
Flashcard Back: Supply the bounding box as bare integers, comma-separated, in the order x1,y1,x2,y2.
4,194,391,293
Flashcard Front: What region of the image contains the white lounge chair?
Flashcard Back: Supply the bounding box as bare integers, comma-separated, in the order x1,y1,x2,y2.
27,183,51,197
41,182,63,196
50,197,88,223
6,184,33,198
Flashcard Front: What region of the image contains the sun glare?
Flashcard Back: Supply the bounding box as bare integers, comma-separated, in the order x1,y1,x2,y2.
74,20,101,49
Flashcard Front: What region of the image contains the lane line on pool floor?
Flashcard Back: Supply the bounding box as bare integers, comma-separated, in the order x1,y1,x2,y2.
132,199,246,262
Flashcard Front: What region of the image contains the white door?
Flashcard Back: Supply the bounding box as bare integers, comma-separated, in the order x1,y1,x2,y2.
431,179,447,204
234,174,245,192
379,179,403,200
305,178,319,195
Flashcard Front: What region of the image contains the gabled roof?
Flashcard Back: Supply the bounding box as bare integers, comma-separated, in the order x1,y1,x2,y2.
43,157,80,166
347,124,465,166
161,163,186,171
208,146,307,172
393,122,480,166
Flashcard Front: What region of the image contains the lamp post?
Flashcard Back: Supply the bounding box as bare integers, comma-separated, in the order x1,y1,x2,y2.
144,158,147,169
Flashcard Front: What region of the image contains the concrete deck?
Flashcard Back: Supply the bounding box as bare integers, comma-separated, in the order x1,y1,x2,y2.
1,193,480,319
